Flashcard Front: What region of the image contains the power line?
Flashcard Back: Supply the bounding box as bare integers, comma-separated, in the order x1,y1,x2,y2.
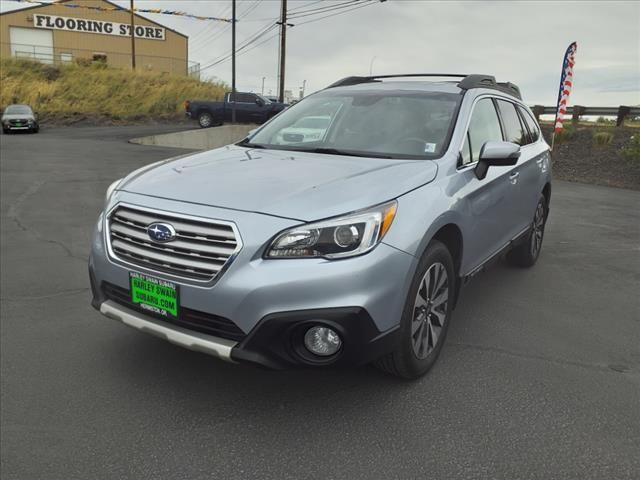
288,0,363,18
199,22,279,72
191,0,269,52
287,0,325,12
294,0,381,26
189,2,234,46
200,30,279,75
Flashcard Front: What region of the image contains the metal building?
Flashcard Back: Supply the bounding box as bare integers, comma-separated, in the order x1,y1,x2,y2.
0,0,191,75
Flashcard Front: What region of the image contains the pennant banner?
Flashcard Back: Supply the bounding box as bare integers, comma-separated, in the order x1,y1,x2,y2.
8,0,232,22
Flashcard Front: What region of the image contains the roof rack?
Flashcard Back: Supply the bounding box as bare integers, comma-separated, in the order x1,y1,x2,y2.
458,75,522,99
327,73,522,99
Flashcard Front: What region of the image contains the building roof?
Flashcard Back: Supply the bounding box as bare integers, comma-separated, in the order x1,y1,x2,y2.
0,0,188,39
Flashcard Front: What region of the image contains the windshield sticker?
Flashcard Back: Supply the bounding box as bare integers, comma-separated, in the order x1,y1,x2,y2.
424,143,437,153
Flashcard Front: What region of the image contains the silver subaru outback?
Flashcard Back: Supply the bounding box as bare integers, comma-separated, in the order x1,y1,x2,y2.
89,74,551,379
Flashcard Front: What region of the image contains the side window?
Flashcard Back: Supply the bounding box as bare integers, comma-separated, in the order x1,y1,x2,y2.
519,106,540,143
229,93,252,103
461,133,471,165
496,99,527,145
464,98,502,165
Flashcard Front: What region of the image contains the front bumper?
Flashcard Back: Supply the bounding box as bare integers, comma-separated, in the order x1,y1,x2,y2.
90,194,417,369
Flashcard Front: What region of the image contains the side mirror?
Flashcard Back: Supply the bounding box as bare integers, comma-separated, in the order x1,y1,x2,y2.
255,98,265,107
474,141,520,180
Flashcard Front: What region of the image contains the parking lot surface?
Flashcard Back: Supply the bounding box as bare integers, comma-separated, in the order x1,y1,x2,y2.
1,126,639,479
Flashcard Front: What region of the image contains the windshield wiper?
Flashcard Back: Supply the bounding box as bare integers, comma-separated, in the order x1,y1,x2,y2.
237,141,266,149
288,147,392,159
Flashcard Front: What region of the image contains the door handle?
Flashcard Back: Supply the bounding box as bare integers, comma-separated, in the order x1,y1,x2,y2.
509,171,519,184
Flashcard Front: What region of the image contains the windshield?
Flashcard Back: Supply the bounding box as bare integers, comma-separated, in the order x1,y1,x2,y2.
292,116,331,129
4,105,32,115
247,90,461,159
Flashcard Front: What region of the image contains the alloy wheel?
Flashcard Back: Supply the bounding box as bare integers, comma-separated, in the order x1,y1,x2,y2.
411,262,449,359
199,113,212,128
531,202,545,258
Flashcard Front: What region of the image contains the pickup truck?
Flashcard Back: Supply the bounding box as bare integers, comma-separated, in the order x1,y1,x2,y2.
185,92,287,128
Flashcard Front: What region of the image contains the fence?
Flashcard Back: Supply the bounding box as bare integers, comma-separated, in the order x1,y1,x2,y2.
530,105,640,127
2,42,199,77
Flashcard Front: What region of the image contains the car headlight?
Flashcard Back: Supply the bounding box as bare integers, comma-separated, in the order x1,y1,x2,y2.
105,178,122,204
266,200,397,259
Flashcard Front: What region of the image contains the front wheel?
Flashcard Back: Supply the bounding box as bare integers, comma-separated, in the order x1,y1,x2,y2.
507,194,548,268
374,240,455,379
198,111,213,128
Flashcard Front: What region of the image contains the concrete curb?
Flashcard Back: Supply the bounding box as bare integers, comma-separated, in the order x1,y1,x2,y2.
130,124,258,151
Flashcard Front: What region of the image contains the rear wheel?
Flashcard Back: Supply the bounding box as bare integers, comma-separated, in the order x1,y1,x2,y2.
507,194,547,268
375,240,454,379
198,111,213,128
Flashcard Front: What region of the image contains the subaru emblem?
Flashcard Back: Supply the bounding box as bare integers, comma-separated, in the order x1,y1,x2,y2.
147,222,176,243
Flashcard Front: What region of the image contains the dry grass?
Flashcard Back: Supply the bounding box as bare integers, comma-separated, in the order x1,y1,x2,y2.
0,58,226,119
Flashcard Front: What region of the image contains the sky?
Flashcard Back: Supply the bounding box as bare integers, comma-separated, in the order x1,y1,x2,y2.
1,0,639,106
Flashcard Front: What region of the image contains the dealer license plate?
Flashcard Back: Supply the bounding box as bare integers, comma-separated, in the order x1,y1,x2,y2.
129,272,179,319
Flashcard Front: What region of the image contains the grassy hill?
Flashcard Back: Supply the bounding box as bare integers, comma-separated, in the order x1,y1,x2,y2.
0,58,226,122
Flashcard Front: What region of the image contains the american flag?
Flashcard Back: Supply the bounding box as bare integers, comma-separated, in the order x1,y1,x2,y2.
554,42,578,133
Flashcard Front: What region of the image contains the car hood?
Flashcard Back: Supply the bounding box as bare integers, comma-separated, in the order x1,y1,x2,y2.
119,146,438,221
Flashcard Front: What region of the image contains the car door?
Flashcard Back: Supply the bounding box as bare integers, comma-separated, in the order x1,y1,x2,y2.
457,97,520,271
517,106,549,220
495,99,539,237
227,93,254,123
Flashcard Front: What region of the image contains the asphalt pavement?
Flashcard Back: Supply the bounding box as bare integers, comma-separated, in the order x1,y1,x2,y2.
1,126,639,480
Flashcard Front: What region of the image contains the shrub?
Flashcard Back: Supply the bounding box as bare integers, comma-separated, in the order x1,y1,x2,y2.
620,135,640,163
593,131,614,146
40,64,61,81
554,124,574,143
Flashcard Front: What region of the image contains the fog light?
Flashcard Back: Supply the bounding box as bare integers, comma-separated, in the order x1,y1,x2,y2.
304,326,341,356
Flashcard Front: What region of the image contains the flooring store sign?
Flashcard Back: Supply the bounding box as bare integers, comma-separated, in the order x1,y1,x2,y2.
33,14,165,40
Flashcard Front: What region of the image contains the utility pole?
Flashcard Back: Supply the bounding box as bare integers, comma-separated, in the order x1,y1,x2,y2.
278,0,287,103
231,0,237,123
130,0,136,70
261,76,266,95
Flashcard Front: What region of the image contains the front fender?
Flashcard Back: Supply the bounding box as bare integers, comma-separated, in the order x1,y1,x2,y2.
383,180,464,261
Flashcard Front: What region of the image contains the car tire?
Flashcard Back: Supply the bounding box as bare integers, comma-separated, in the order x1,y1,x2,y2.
507,194,548,268
374,240,455,380
198,111,214,128
32,126,39,133
2,128,9,134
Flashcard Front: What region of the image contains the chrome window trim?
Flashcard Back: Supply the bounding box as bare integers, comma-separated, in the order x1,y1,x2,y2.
456,93,541,171
104,202,243,287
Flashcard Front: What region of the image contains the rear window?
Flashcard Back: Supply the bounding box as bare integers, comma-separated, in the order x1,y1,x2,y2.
519,106,541,143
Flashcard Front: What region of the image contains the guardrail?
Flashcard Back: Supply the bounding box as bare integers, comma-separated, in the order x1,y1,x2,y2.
530,105,640,127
